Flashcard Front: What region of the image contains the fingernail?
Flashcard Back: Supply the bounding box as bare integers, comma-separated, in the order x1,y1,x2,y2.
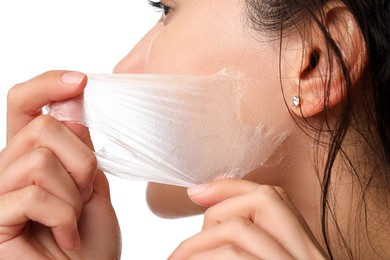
187,183,209,196
81,185,93,202
61,72,85,86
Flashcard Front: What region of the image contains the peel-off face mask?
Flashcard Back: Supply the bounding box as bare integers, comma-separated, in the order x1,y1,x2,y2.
47,73,289,187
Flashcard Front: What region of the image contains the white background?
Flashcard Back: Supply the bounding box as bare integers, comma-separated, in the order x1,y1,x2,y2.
0,1,203,259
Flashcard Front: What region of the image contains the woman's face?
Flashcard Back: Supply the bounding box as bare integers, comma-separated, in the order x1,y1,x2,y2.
114,0,295,126
115,0,257,76
114,0,298,213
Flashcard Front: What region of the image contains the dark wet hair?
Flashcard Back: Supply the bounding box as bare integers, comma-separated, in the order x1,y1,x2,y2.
245,0,389,258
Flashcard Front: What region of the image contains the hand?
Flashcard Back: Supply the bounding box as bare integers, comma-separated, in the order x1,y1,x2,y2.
0,71,121,259
169,179,327,260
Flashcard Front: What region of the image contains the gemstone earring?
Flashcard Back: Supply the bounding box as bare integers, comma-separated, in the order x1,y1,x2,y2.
291,96,301,107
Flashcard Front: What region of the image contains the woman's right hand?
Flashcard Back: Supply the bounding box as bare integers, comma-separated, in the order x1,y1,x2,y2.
0,71,121,259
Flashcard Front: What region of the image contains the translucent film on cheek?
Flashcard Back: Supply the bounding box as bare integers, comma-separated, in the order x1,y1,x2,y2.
47,73,289,187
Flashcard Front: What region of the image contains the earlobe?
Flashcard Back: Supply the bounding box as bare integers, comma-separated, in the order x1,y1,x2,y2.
288,1,366,118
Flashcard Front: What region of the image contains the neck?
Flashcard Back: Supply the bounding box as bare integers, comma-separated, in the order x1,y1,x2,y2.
325,129,390,259
245,128,323,242
245,126,390,259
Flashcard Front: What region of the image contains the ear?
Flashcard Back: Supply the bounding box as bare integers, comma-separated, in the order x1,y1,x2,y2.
286,1,367,118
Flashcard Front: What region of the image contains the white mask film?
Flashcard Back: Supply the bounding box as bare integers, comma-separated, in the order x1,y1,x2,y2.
47,73,289,187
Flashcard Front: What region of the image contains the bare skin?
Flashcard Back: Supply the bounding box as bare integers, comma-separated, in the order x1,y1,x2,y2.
0,71,121,259
0,0,388,259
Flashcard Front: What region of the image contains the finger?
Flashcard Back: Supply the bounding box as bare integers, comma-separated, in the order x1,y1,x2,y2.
63,122,109,199
63,122,94,148
185,245,259,260
201,185,323,259
0,147,83,216
7,70,86,141
189,179,319,240
1,116,96,200
201,184,296,228
188,178,299,214
60,124,111,200
187,179,261,207
169,217,294,260
0,186,80,250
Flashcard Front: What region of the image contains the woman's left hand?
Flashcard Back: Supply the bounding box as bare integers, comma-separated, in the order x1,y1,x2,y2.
169,179,328,260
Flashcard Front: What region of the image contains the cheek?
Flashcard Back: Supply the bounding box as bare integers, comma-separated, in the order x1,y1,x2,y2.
145,28,242,75
143,0,292,128
144,28,206,74
233,45,296,129
237,74,292,128
144,2,249,75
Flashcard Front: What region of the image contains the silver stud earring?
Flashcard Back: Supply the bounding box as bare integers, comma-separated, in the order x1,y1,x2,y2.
291,96,301,107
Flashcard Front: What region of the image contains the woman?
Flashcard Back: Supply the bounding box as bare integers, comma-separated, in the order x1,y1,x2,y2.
0,0,388,259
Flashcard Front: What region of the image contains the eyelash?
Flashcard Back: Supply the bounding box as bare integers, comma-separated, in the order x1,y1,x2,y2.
148,1,172,15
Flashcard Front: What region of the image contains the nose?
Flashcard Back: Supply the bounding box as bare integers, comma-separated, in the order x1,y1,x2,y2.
113,22,164,74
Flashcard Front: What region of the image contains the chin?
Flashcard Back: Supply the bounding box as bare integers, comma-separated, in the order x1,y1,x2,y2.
146,182,205,218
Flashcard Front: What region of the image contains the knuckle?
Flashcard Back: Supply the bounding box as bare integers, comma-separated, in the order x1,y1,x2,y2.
222,244,242,256
41,70,55,77
30,148,57,171
22,185,48,205
78,152,97,185
60,205,78,225
255,185,283,203
6,83,23,107
83,152,98,173
227,217,253,234
274,186,288,198
257,184,277,194
176,239,187,249
27,115,58,140
204,207,218,221
175,237,193,253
